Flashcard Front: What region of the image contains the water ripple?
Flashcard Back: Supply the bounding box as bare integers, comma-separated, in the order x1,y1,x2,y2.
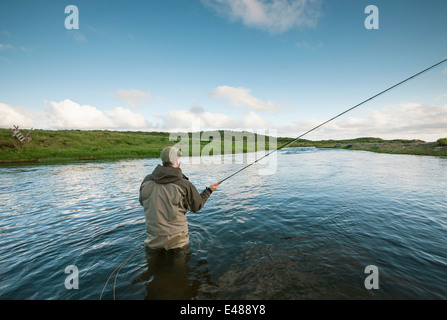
1,152,446,299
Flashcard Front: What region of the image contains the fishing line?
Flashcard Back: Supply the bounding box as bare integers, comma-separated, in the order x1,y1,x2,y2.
99,244,145,300
218,57,447,185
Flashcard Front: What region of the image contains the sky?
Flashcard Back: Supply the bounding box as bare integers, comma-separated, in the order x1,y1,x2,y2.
1,0,447,141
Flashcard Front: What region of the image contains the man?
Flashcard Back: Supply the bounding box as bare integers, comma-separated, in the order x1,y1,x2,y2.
139,146,219,250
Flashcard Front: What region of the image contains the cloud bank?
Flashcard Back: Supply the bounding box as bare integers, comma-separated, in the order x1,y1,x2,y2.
160,106,270,132
0,102,36,128
46,99,150,130
0,99,271,133
1,100,445,142
278,102,447,142
0,100,150,131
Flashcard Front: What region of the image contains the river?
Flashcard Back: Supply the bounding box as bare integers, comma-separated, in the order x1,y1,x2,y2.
0,148,446,299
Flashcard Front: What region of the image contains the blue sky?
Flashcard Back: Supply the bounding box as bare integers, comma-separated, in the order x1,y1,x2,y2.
1,0,447,141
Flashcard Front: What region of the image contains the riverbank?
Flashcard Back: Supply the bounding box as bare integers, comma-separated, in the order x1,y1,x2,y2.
1,128,446,164
0,128,274,164
286,137,447,157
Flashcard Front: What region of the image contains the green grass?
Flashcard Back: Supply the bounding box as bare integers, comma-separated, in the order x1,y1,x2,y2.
0,129,274,164
0,129,171,163
1,128,446,164
284,137,447,157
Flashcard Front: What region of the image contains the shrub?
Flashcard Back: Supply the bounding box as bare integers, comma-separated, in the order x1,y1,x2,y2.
0,140,16,148
437,138,447,146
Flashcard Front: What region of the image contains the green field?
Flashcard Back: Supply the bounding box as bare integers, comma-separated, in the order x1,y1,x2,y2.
0,128,275,164
1,128,446,164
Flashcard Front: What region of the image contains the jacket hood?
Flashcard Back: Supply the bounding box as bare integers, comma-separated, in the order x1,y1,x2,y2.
151,164,184,184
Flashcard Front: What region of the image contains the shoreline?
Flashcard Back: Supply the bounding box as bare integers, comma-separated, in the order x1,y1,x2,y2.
286,137,447,158
1,128,446,165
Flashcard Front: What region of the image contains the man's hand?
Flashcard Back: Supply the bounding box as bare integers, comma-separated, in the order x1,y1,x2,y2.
208,183,219,192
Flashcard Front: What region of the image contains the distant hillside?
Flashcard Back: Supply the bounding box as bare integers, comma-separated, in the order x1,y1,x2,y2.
285,137,447,157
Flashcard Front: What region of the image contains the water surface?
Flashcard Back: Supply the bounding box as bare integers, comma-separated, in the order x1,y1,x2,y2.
0,148,446,299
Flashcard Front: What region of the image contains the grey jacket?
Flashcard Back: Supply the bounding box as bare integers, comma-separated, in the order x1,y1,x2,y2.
139,165,212,237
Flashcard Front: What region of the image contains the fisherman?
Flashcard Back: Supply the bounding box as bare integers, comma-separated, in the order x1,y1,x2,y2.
139,146,219,250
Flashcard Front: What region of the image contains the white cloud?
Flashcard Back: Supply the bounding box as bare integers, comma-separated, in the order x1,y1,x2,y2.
0,100,152,131
211,85,281,113
160,106,270,132
2,99,271,132
45,99,151,130
367,103,447,138
443,67,447,74
3,99,444,142
116,89,151,108
106,106,149,128
161,108,236,131
201,0,323,33
240,111,269,128
277,102,447,142
47,100,114,129
0,102,37,128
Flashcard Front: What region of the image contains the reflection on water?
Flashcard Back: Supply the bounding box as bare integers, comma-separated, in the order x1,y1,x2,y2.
139,246,218,300
0,149,446,299
141,247,195,300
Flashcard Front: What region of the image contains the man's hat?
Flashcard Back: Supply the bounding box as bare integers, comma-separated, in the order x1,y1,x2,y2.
160,146,182,165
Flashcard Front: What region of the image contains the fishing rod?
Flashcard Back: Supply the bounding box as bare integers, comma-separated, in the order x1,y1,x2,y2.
218,57,447,185
100,57,446,300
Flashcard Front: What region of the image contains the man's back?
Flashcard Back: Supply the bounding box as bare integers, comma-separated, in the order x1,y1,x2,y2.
139,164,212,249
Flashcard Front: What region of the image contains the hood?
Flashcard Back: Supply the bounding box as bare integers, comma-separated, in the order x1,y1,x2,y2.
150,164,184,184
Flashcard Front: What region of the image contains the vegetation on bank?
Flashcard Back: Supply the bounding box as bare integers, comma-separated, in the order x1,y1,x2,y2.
286,137,447,157
0,128,446,164
0,129,274,163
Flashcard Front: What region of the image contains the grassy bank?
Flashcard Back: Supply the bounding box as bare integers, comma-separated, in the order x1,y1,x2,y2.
0,128,274,164
1,128,446,164
285,137,447,157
